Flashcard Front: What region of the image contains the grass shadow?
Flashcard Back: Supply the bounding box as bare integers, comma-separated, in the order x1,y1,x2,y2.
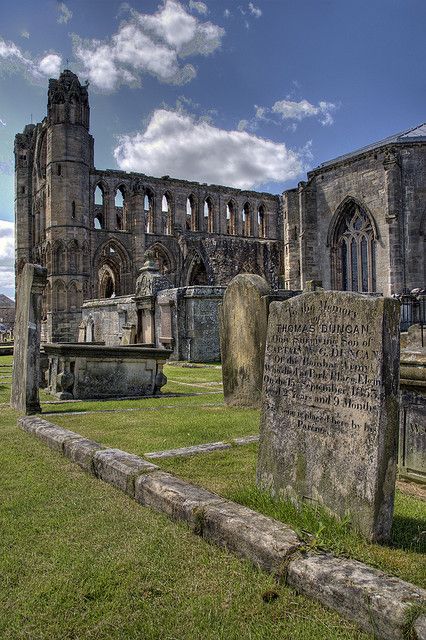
389,513,426,554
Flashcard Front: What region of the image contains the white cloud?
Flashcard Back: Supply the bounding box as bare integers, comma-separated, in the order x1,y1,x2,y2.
0,221,15,298
0,37,62,82
237,119,248,131
223,9,231,18
248,2,262,18
271,98,338,126
0,118,6,127
21,30,30,39
57,2,73,24
113,109,303,189
189,0,208,15
73,0,224,91
38,53,62,76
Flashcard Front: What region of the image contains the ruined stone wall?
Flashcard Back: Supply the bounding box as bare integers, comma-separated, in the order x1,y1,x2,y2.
285,143,426,296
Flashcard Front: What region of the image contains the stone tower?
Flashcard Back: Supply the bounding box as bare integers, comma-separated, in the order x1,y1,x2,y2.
45,70,93,341
15,70,95,341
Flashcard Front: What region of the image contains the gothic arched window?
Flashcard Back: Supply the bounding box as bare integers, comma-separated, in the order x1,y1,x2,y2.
332,202,376,293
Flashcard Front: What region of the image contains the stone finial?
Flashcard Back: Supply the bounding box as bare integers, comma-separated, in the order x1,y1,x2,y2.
304,280,323,292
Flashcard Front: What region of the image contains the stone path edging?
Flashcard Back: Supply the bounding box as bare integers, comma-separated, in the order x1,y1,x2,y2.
17,416,426,640
145,435,259,459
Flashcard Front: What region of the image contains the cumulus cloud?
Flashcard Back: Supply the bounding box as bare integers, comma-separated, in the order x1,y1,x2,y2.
38,53,62,76
57,2,73,24
189,0,208,15
271,98,338,126
248,2,262,18
0,37,62,82
72,0,224,91
0,220,15,298
113,109,303,189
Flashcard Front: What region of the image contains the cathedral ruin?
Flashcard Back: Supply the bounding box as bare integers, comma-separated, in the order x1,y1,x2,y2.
14,70,426,346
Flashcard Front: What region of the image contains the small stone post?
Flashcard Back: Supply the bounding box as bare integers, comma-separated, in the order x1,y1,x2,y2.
11,263,47,414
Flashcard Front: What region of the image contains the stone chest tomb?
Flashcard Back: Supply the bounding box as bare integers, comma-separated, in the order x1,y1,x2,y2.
257,291,400,542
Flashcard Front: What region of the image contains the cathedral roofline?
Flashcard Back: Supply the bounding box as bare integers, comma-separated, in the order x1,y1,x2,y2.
311,122,426,174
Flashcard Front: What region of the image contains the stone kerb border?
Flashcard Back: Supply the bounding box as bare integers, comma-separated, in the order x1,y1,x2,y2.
18,416,426,640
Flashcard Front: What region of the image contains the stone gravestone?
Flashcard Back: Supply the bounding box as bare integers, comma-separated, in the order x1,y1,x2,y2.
11,263,47,414
257,291,400,542
220,274,271,408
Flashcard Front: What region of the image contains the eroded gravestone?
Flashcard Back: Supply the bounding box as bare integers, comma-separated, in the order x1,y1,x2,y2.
11,263,47,414
220,274,271,407
257,291,400,542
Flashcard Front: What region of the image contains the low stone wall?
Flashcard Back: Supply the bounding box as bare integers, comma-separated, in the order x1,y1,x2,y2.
399,349,426,483
44,343,170,400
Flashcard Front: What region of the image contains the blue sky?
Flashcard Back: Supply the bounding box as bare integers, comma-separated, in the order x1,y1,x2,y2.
0,0,425,297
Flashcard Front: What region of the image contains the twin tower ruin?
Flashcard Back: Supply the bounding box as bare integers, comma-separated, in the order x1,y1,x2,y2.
15,70,426,343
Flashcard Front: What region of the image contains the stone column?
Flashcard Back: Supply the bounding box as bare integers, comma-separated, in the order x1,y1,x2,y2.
384,148,405,294
11,263,47,414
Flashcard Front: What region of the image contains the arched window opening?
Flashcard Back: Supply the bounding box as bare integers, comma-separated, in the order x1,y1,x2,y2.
204,197,214,233
145,191,154,233
257,205,266,238
115,186,125,230
332,202,376,293
95,185,104,205
162,193,173,235
57,164,61,176
187,256,208,286
242,202,250,236
226,201,235,235
94,185,105,229
99,268,116,298
186,195,196,231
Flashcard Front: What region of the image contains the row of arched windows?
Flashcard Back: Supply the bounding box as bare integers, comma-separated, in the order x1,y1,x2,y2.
93,182,268,238
46,240,90,275
44,280,83,312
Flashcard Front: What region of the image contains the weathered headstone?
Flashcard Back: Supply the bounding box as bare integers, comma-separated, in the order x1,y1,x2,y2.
220,274,271,407
257,291,400,542
11,263,47,414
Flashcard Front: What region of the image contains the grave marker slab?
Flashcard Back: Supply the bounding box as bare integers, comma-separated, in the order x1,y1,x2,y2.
11,263,47,414
220,274,271,407
257,291,400,542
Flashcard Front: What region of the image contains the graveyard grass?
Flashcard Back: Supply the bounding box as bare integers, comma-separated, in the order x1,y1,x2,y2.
1,357,374,640
39,362,426,588
1,358,425,638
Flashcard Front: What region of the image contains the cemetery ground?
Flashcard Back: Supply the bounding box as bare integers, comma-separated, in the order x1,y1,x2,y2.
1,354,425,639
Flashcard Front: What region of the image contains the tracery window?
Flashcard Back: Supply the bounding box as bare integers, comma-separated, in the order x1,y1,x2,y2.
333,202,376,293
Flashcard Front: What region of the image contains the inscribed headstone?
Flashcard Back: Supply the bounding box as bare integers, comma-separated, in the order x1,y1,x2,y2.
257,291,400,542
220,274,271,407
11,263,47,414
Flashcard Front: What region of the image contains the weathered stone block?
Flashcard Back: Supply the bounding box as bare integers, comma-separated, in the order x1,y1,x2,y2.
287,553,426,640
63,437,104,472
202,500,301,575
93,448,159,496
11,263,47,414
220,274,271,407
258,291,400,542
134,471,224,529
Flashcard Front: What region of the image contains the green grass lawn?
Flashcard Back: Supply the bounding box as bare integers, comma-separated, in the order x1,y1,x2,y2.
36,360,426,589
1,357,372,640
